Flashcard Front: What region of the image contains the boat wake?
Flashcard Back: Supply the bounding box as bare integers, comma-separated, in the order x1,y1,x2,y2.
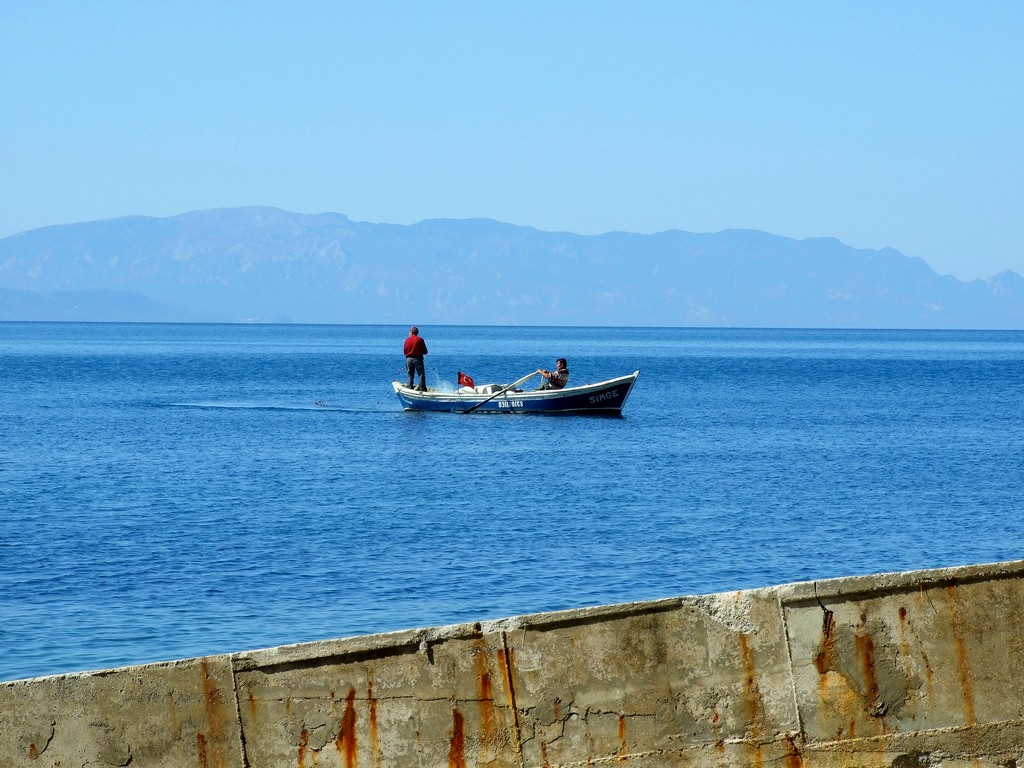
166,401,389,413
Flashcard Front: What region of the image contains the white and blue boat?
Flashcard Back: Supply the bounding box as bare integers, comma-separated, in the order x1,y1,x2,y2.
392,370,640,414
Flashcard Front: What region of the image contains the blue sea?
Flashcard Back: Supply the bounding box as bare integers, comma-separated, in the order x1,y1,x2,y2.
1,322,1022,683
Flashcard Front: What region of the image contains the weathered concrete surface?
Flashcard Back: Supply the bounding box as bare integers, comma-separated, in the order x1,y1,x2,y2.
0,655,241,767
5,560,1024,767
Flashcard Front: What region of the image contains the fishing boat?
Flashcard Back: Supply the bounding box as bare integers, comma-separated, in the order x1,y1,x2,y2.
392,371,640,414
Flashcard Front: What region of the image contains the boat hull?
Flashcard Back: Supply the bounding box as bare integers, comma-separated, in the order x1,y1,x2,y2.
393,371,639,414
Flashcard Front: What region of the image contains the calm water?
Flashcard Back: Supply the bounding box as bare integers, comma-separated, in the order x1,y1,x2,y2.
1,322,1022,682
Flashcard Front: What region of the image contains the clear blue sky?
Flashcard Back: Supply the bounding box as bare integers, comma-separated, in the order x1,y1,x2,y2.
3,2,1022,280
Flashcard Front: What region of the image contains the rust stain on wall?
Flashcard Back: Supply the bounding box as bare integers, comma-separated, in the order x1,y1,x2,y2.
813,607,854,739
744,741,765,768
474,644,496,739
297,728,309,768
617,714,628,760
945,583,977,726
813,609,836,675
247,690,258,723
196,732,208,768
496,645,519,735
199,659,228,768
811,603,915,740
854,614,881,718
713,738,725,762
738,632,762,734
448,708,466,768
335,687,358,768
783,734,804,768
710,707,724,759
739,633,765,768
368,680,381,768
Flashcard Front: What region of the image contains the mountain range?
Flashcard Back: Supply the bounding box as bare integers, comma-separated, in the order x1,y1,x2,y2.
1,206,1021,328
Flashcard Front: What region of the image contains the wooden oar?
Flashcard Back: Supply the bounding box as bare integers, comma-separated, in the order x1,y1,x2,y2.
462,371,539,414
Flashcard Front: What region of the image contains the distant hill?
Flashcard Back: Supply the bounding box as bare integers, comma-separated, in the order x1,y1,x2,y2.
1,206,1022,328
0,287,213,323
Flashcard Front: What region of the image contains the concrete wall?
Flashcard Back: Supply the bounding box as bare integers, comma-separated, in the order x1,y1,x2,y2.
5,560,1024,767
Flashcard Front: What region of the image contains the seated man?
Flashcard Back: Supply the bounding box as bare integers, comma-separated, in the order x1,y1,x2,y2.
537,358,569,390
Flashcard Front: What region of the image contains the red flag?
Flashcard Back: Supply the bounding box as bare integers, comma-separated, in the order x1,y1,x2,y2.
457,371,475,388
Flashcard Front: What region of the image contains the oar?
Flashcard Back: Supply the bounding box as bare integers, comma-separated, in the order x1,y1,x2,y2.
462,371,539,414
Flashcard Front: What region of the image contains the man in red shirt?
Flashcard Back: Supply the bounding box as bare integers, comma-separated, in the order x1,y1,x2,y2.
403,326,428,391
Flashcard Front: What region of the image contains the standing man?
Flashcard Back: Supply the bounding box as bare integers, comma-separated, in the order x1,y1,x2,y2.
404,326,428,391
